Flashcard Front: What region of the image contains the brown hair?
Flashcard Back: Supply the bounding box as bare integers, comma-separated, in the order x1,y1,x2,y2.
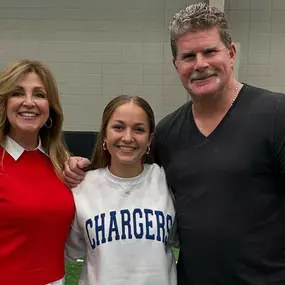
0,59,69,177
169,2,232,59
87,95,155,171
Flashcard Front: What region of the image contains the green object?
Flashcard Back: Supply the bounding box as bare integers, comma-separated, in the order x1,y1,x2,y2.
65,261,83,285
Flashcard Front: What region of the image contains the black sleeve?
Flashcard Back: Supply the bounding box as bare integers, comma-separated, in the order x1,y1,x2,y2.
273,95,285,177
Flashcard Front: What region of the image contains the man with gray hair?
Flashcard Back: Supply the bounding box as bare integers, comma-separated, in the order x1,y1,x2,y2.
154,2,285,284
64,3,285,285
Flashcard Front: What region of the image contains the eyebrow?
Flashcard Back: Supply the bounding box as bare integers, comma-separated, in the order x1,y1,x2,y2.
181,46,218,55
204,45,217,50
14,86,47,93
112,120,147,126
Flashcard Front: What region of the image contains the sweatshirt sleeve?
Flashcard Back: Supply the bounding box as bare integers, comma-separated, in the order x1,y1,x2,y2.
65,214,86,261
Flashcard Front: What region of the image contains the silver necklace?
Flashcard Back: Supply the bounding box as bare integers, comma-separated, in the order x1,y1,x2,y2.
230,83,240,106
108,170,143,195
192,82,240,110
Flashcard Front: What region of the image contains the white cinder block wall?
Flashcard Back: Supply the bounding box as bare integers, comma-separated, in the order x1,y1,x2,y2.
1,0,284,131
0,0,201,131
225,0,285,94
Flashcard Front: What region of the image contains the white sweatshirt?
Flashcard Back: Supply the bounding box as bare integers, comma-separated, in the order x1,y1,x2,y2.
65,163,177,285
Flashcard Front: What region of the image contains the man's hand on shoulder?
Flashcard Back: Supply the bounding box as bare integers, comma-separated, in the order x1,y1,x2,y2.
63,156,91,188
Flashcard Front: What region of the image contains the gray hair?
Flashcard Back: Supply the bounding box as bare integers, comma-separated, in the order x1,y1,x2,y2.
169,2,232,59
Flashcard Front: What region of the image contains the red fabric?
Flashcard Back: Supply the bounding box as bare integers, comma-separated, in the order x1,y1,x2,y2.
0,148,75,285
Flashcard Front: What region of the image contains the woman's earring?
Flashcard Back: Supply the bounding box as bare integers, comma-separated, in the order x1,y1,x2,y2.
146,146,150,155
45,117,53,128
103,142,107,151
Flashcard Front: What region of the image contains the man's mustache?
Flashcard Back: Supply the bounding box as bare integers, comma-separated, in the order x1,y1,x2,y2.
190,70,217,81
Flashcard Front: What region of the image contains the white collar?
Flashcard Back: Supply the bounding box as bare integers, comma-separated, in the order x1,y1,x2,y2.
2,136,47,161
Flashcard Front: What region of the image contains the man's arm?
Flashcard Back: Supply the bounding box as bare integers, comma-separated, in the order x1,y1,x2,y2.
273,95,285,177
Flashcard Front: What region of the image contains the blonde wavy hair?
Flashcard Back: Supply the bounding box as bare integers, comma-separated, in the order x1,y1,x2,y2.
0,59,69,177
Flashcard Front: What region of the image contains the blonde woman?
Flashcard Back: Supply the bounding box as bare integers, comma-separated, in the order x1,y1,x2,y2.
0,60,74,285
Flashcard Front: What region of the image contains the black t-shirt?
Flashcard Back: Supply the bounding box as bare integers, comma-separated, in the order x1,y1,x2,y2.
154,84,285,285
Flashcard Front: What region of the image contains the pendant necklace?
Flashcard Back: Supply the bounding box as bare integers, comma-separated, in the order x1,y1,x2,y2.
107,168,144,195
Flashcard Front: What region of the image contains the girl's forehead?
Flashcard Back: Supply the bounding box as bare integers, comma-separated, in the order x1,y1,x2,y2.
112,103,147,119
108,104,149,127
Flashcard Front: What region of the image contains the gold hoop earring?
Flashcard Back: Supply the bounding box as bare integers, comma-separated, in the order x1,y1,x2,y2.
146,146,150,155
45,117,53,128
103,142,107,151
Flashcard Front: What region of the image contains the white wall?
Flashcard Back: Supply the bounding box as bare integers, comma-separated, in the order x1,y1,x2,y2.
2,1,282,131
225,0,285,94
0,0,201,131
